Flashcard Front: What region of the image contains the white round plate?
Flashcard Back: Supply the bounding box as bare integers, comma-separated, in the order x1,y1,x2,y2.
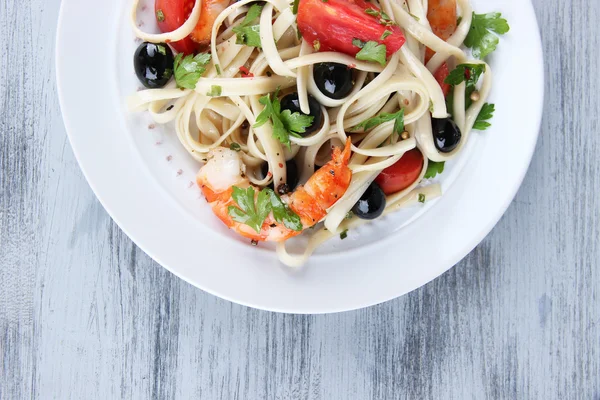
56,0,543,313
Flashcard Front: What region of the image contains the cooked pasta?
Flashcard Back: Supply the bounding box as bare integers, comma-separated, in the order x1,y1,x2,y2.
128,0,508,266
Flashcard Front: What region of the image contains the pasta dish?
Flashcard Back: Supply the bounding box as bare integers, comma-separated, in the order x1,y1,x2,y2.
128,0,509,266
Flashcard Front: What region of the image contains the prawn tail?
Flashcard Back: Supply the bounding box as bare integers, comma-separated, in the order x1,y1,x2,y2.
335,138,352,165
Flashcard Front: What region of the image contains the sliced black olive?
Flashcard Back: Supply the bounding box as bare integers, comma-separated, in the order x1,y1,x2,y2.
261,159,299,193
279,93,323,136
352,182,386,220
313,63,354,100
432,117,462,153
134,42,174,89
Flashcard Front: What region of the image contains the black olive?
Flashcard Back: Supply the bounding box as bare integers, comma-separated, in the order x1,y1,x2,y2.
261,159,299,193
279,93,323,136
134,42,174,89
352,182,386,220
432,117,462,153
313,63,354,100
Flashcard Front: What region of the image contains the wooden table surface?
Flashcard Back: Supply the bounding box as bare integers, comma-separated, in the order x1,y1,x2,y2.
1,0,599,398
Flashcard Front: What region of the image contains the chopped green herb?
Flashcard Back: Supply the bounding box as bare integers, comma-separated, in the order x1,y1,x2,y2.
364,7,394,26
313,40,321,51
206,85,222,97
464,12,510,59
352,109,404,135
215,64,222,75
444,64,495,126
473,103,495,130
265,189,303,231
254,92,314,149
156,9,165,22
424,160,445,179
227,186,302,233
156,44,167,56
228,186,271,233
230,142,242,152
355,40,387,66
418,193,426,203
380,30,393,40
233,4,263,48
293,0,300,14
352,38,365,48
456,16,463,26
444,64,486,86
340,229,348,240
345,211,354,220
174,53,212,90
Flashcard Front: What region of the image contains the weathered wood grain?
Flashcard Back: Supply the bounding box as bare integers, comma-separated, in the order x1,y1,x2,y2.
1,0,599,398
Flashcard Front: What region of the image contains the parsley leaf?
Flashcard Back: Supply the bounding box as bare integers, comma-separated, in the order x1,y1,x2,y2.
418,193,426,203
233,4,263,48
254,93,314,148
265,189,303,231
380,30,392,40
174,53,211,90
230,142,242,151
352,109,404,134
227,186,303,233
293,0,300,14
156,9,165,22
445,64,486,110
340,229,348,240
444,64,486,86
280,110,314,137
228,186,271,233
355,40,387,66
424,160,445,179
464,12,510,59
473,103,495,130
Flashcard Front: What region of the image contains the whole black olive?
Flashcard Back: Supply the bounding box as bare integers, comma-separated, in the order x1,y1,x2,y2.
432,117,461,153
313,63,355,100
352,182,386,220
279,93,323,136
261,159,299,194
134,42,174,89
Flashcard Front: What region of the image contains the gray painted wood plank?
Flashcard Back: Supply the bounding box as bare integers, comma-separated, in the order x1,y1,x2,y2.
1,0,599,398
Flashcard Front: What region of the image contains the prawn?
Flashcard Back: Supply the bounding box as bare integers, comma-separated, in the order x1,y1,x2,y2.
196,140,352,242
425,0,458,62
190,0,229,47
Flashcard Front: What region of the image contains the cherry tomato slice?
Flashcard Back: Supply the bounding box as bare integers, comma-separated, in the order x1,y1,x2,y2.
297,0,406,59
375,148,424,195
155,0,200,55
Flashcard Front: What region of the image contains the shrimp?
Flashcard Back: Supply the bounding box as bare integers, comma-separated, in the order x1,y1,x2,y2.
425,0,458,62
190,0,230,47
196,140,353,242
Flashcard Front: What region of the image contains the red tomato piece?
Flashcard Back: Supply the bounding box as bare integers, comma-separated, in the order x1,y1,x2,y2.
375,148,424,195
155,0,200,54
297,0,406,58
433,62,451,97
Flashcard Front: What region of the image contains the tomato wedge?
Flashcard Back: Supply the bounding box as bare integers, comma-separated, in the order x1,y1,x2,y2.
297,0,405,59
155,0,200,54
375,148,424,195
425,0,457,96
433,62,451,97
